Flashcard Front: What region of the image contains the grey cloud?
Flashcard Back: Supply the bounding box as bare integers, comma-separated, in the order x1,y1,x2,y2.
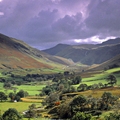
0,0,120,49
85,0,120,37
22,9,59,42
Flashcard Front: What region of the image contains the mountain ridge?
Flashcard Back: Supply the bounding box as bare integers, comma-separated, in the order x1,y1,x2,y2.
0,33,74,69
43,38,120,65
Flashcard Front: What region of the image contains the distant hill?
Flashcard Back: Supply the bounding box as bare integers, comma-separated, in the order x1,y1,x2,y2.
0,33,74,69
43,43,70,55
87,54,120,71
43,44,97,55
43,38,120,65
100,38,120,46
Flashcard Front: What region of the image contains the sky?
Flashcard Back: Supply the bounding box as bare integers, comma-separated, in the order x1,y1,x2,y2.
0,0,120,50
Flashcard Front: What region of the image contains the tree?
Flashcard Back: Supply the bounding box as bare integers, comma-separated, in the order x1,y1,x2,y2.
45,92,59,107
105,112,120,120
57,101,72,119
64,71,69,76
100,92,118,110
42,87,52,95
71,112,92,120
3,83,11,89
14,95,21,102
77,84,87,91
98,82,104,88
2,108,22,120
58,84,64,92
70,95,87,112
25,104,36,120
16,90,28,98
72,76,82,85
9,92,15,102
0,92,7,102
107,74,117,86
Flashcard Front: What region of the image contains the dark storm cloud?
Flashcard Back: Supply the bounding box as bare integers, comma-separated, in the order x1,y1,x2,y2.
85,0,120,37
0,0,120,49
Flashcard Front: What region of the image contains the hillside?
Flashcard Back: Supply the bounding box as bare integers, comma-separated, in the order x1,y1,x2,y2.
87,54,120,71
0,33,74,69
43,38,120,65
43,43,70,55
100,38,120,46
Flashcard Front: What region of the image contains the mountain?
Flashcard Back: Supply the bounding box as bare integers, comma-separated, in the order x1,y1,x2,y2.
0,33,74,69
100,38,120,46
43,38,120,65
43,44,97,55
43,43,70,55
87,54,120,71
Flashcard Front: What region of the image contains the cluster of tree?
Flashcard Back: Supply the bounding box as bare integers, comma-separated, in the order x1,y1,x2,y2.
23,73,55,82
44,92,60,108
104,64,120,71
52,71,81,85
0,90,28,102
1,79,24,86
41,73,82,96
0,108,22,120
0,72,55,86
77,74,117,92
71,111,120,120
41,80,78,96
105,111,120,120
0,104,41,120
1,71,81,88
71,112,92,120
0,92,7,102
41,74,116,97
50,92,118,119
108,64,120,69
25,104,37,119
9,90,29,102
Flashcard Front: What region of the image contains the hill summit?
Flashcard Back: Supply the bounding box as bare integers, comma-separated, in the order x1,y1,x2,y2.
0,33,74,69
43,38,120,65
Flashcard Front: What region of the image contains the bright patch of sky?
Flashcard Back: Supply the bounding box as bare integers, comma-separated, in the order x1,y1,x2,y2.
74,36,116,44
0,12,4,15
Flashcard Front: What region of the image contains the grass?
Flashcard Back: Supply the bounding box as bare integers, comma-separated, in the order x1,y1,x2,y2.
81,67,120,85
0,67,120,120
64,86,120,98
0,101,50,120
0,102,41,114
15,84,46,96
0,82,46,96
106,67,120,73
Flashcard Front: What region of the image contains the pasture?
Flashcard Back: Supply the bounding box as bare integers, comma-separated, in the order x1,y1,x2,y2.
0,102,41,114
81,67,120,85
0,102,50,120
16,84,46,96
64,86,120,98
0,82,46,96
0,67,120,120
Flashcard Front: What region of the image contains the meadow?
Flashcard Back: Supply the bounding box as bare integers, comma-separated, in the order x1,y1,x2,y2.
0,67,120,119
81,67,120,85
0,82,46,96
0,102,49,120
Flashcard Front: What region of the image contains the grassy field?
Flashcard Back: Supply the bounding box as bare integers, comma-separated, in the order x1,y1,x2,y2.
16,84,46,96
0,101,50,120
0,67,120,119
64,86,120,98
0,82,46,96
0,102,41,114
81,67,120,85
